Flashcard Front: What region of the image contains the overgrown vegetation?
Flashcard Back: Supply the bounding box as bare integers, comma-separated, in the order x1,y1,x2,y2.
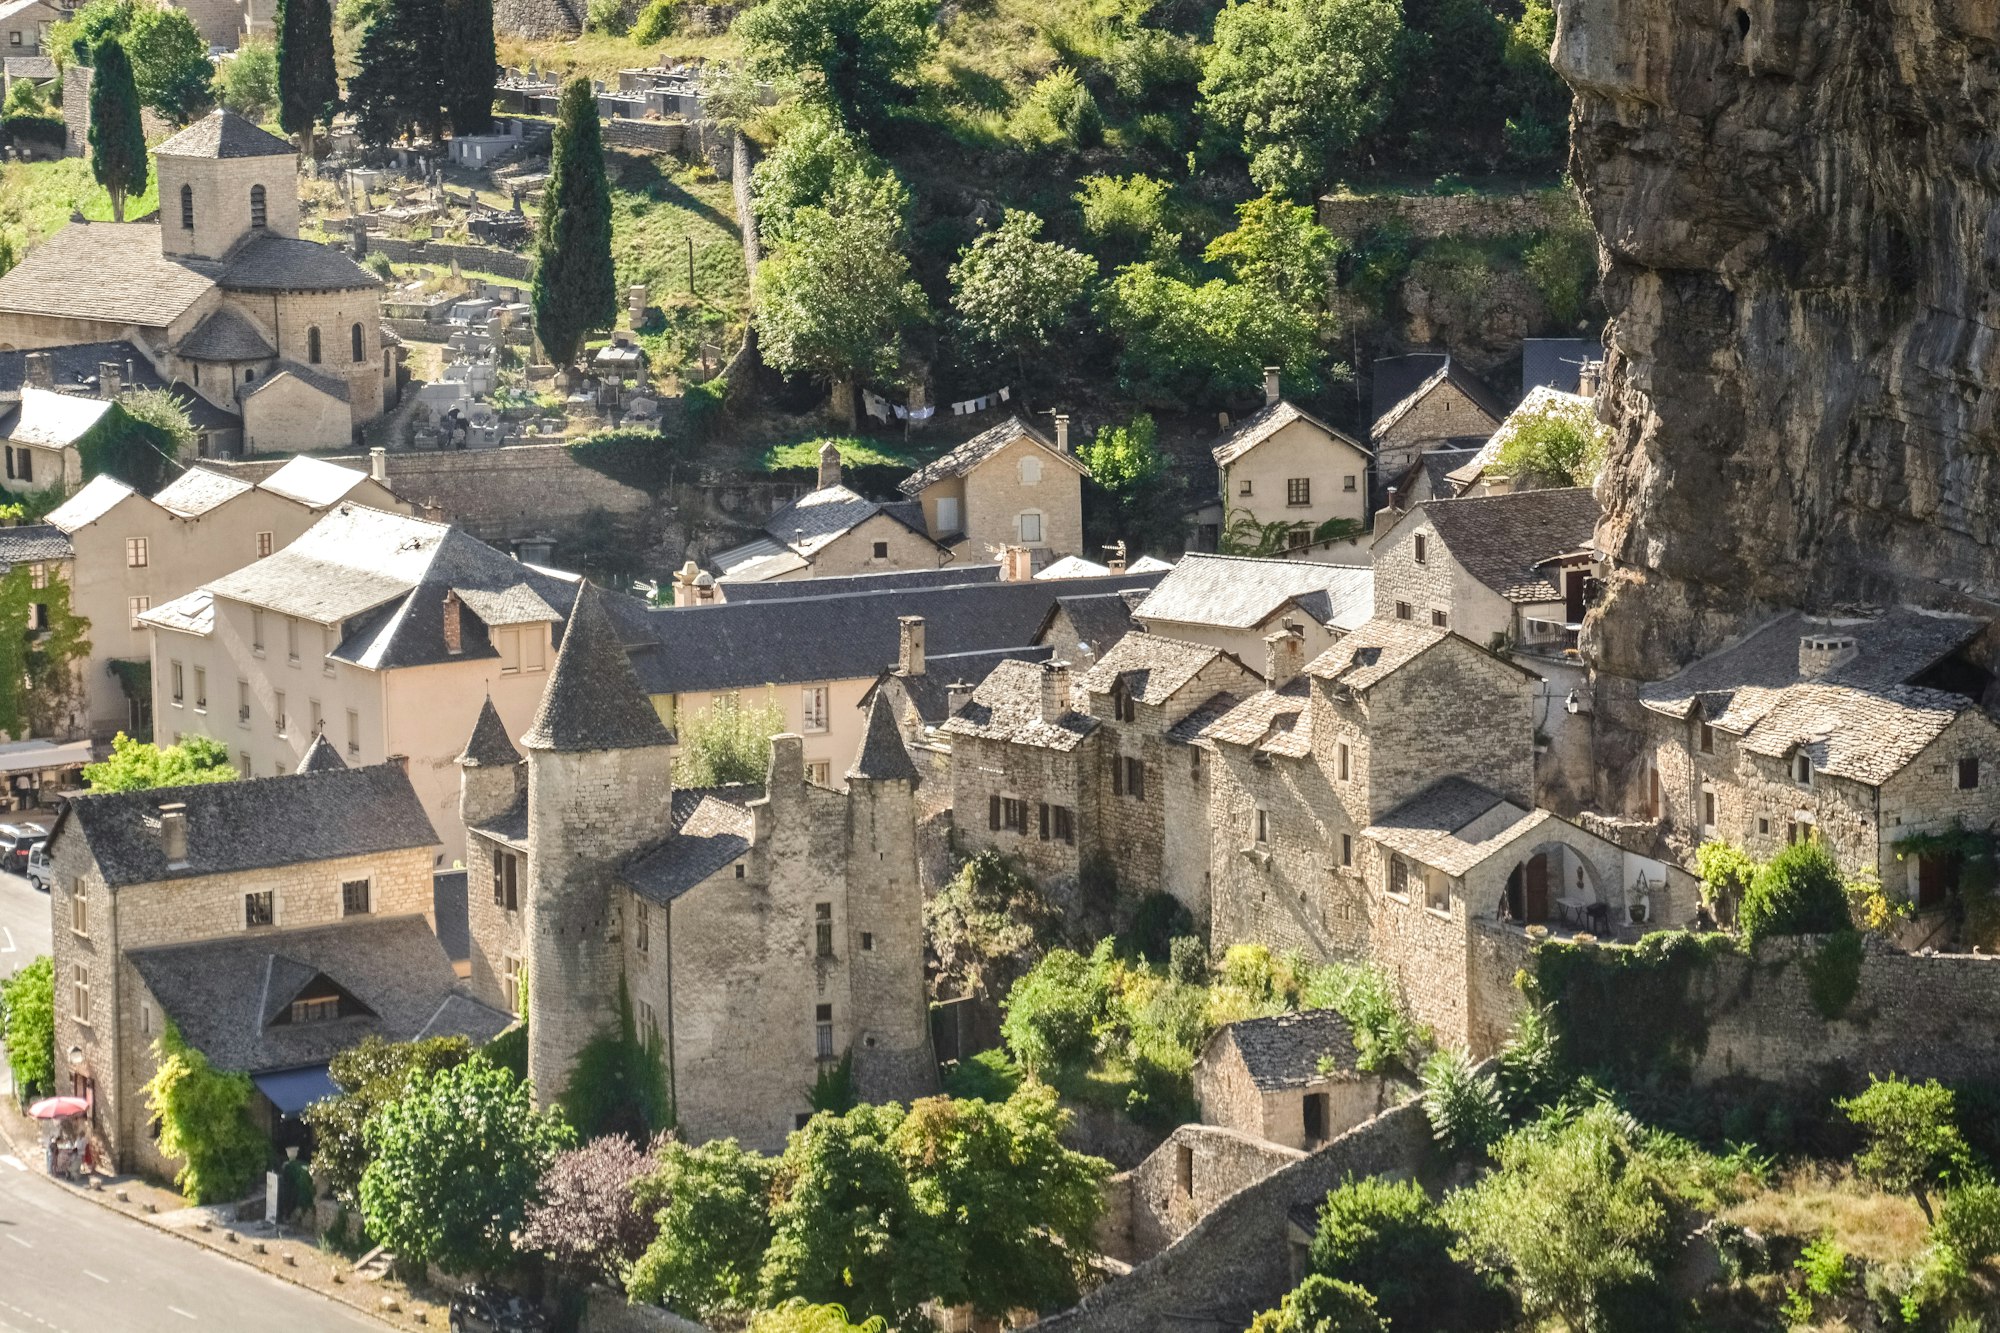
562,980,674,1141
81,733,235,791
672,691,787,785
0,559,89,739
1488,392,1609,488
145,1020,268,1203
0,955,54,1102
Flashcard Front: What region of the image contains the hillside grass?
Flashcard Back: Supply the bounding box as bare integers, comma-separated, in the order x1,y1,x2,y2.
0,157,163,246
603,150,747,374
497,27,741,82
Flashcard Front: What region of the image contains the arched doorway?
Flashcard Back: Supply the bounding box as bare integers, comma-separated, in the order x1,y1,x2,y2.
1505,853,1551,923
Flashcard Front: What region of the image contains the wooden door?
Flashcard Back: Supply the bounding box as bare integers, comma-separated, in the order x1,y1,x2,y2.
1523,853,1550,922
1916,855,1947,910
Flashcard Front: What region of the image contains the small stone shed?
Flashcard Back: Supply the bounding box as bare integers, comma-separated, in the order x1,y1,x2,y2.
1194,1008,1385,1151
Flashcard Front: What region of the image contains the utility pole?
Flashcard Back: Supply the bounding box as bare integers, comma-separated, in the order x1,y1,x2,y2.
686,235,696,295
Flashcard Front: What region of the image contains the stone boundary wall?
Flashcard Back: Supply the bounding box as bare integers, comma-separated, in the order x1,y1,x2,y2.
582,1290,708,1333
1692,940,2000,1088
1315,189,1574,243
355,236,534,281
1041,1101,1433,1333
1097,1124,1306,1266
604,119,687,152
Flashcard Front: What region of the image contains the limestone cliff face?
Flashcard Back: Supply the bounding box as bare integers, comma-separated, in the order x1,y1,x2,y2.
1554,0,2000,678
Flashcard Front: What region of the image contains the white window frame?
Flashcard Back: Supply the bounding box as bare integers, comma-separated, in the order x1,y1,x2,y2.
1017,510,1044,544
800,685,829,733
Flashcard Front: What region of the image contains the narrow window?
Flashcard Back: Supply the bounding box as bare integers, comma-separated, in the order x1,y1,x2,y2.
256,530,273,558
1794,752,1813,786
13,447,25,485
1303,1092,1329,1143
1018,455,1042,485
351,322,364,362
286,616,299,664
1124,757,1145,800
193,667,206,711
342,879,370,915
815,902,834,957
249,183,267,229
1413,534,1428,565
346,708,360,754
860,931,874,951
1395,601,1412,621
1431,608,1448,628
1959,757,1981,790
1176,1144,1194,1196
1018,511,1043,543
801,685,829,733
252,608,266,653
309,698,322,733
815,1003,834,1059
1038,802,1051,841
1337,742,1350,782
1340,833,1352,867
1054,805,1074,845
806,759,830,786
72,964,89,1021
989,794,1001,830
637,998,656,1034
171,661,184,705
1702,788,1717,830
70,888,86,938
128,595,148,628
179,183,193,230
1389,859,1409,897
1699,721,1714,754
307,326,322,364
26,562,45,590
497,626,521,674
245,891,274,928
634,899,649,953
1115,685,1136,723
1255,808,1269,844
274,690,287,736
502,955,521,1012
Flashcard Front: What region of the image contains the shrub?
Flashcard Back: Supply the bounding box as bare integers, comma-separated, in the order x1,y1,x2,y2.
1522,209,1599,326
0,956,54,1100
1694,840,1757,914
1000,941,1113,1077
1247,1275,1385,1333
1167,935,1208,985
1739,840,1852,946
631,0,677,40
1935,1177,2000,1265
1308,1176,1461,1328
672,691,786,785
1074,173,1168,260
1841,1076,1973,1223
145,1020,267,1203
1422,1048,1503,1155
303,1035,474,1204
1489,395,1609,488
1013,67,1101,149
1104,28,1201,103
1125,892,1193,965
585,0,630,33
1495,1005,1566,1117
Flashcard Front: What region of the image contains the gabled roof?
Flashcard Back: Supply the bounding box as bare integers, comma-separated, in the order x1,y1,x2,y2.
1414,488,1601,604
0,523,71,567
154,107,294,159
1134,553,1372,632
295,732,348,774
221,235,383,292
0,223,219,328
1733,683,1979,786
1198,677,1311,756
896,416,1090,496
1212,400,1370,468
458,696,522,768
152,466,254,518
1306,618,1504,692
46,474,138,532
1445,386,1595,489
127,915,510,1076
52,762,436,889
1362,777,1545,878
1078,632,1247,706
521,582,675,753
1370,353,1448,424
1038,590,1143,661
242,362,351,404
1371,356,1506,440
5,386,111,448
623,787,759,905
1207,1008,1365,1089
176,307,276,362
860,644,1053,725
850,692,919,783
138,588,213,636
257,455,375,509
764,485,931,558
719,563,1000,602
940,658,1097,751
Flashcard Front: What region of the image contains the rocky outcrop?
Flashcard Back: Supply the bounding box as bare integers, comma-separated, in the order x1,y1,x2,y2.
1556,0,2000,679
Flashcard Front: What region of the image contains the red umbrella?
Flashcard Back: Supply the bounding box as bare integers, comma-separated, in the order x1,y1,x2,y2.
26,1097,88,1120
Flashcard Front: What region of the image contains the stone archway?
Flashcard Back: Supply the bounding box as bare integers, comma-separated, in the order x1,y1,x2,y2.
1504,840,1611,929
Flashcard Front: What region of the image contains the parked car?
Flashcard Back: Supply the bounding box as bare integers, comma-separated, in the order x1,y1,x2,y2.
0,824,48,875
447,1287,548,1333
25,845,52,893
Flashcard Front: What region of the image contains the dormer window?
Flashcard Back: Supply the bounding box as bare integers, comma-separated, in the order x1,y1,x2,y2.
290,993,339,1023
180,184,193,230
250,184,267,230
1793,751,1813,786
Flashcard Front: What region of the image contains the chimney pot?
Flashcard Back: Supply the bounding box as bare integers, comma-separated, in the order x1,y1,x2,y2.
1578,359,1603,398
158,802,188,866
97,360,121,399
369,447,388,483
1104,540,1127,575
946,680,973,716
694,571,716,604
897,615,926,676
1039,660,1072,724
1798,631,1858,680
817,440,842,490
1264,365,1281,408
441,590,463,654
1264,623,1306,689
1053,413,1070,454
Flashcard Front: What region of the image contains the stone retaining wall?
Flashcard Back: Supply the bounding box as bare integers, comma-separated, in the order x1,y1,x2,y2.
356,236,534,281
1315,189,1574,242
583,1290,709,1333
604,119,687,152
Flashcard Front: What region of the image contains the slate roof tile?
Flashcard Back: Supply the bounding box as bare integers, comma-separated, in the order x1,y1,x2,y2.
1445,386,1596,488
257,456,372,509
295,733,347,774
458,696,522,767
624,788,757,905
1038,591,1140,660
154,108,294,159
1078,631,1238,705
861,645,1053,724
0,223,219,328
522,582,676,752
0,523,72,567
1371,357,1506,439
1418,487,1600,603
1210,1008,1365,1090
1211,400,1370,467
1362,777,1546,878
152,466,253,518
939,658,1097,751
719,563,999,602
1199,678,1311,756
850,692,920,783
222,235,381,292
46,474,137,531
175,307,276,361
1135,554,1372,632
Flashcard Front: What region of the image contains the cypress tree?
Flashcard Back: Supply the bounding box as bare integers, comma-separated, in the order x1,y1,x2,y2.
88,38,147,223
442,0,497,136
347,0,447,146
531,76,616,370
277,0,339,155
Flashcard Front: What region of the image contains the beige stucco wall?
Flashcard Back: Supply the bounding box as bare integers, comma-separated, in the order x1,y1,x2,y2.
928,437,1085,559
1136,608,1339,667
242,373,356,453
1219,419,1371,540
772,513,942,579
656,676,875,788
0,438,80,495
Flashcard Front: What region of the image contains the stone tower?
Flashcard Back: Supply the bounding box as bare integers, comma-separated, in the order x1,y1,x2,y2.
842,693,937,1100
153,108,301,262
457,694,523,829
518,582,675,1106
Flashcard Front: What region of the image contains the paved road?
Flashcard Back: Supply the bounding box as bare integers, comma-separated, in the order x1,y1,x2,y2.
0,1158,385,1332
0,862,51,982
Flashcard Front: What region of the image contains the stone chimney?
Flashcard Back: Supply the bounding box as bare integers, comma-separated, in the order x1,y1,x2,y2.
1265,620,1305,688
421,497,445,523
1578,360,1603,397
23,352,52,390
98,360,121,399
1104,541,1127,575
897,615,925,676
370,447,388,483
1798,630,1859,679
1039,660,1072,723
1053,413,1070,454
1385,485,1399,513
673,560,700,607
818,440,842,490
385,753,409,774
441,590,463,654
947,681,973,716
999,545,1034,582
158,802,188,867
694,572,717,604
1264,365,1281,407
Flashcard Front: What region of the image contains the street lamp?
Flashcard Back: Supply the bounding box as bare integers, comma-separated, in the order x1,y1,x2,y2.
66,1045,82,1071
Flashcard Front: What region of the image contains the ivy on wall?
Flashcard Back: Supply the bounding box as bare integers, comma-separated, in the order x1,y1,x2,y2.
1527,931,1739,1084
0,562,90,738
144,1020,268,1203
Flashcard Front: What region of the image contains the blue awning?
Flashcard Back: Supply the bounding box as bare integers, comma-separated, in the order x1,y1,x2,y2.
251,1065,339,1116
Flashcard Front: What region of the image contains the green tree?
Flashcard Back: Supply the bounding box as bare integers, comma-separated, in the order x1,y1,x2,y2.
1247,1275,1386,1333
303,1035,473,1203
82,733,237,791
749,1301,887,1333
1841,1076,1972,1224
49,0,133,71
531,76,616,370
1098,261,1323,405
754,178,925,426
346,0,445,144
276,0,338,150
0,956,54,1101
1011,66,1100,150
441,0,495,134
1490,395,1609,489
1740,840,1852,947
750,107,889,243
892,1084,1110,1315
1080,413,1188,556
758,1102,937,1327
1203,193,1340,318
1308,1175,1469,1328
358,1057,574,1274
1073,173,1169,266
628,1137,776,1318
124,5,213,123
86,37,147,222
672,691,786,786
1443,1104,1672,1332
949,210,1095,382
1200,0,1402,195
145,1020,268,1202
736,0,935,132
216,38,279,122
1000,940,1114,1078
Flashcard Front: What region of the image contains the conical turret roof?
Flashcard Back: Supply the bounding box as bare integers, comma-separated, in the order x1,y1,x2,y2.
847,691,919,784
295,732,348,774
521,582,674,753
457,695,522,767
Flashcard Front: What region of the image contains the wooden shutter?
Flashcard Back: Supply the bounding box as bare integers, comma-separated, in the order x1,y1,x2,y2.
1112,758,1123,796
989,795,1002,830
1038,803,1050,840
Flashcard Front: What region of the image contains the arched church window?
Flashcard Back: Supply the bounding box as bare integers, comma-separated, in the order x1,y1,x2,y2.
307,327,322,364
351,323,364,362
179,184,193,230
250,184,267,230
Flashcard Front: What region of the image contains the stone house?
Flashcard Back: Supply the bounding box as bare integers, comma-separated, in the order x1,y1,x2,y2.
0,0,57,55
633,566,1166,789
1382,445,1480,509
459,584,934,1151
1635,608,2000,906
1131,553,1372,664
942,631,1261,921
0,388,113,497
177,0,272,49
1034,588,1145,669
1194,1009,1384,1151
712,443,948,583
0,342,245,459
896,415,1090,566
1440,386,1596,497
1369,356,1505,481
44,756,507,1176
142,503,593,860
0,109,393,453
43,457,402,742
1208,370,1374,564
